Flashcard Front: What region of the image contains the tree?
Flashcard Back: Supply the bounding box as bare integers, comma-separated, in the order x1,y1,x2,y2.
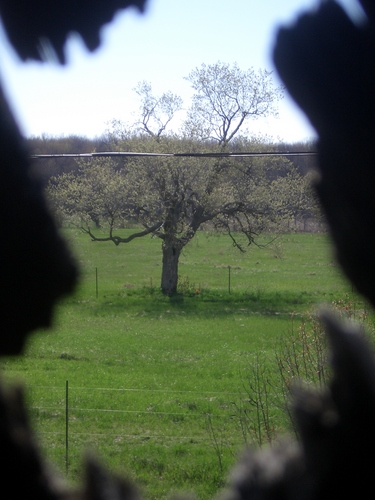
48,64,309,295
183,62,283,147
133,81,183,140
49,139,308,295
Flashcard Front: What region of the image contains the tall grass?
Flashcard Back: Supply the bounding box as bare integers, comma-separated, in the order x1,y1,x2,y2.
0,229,359,499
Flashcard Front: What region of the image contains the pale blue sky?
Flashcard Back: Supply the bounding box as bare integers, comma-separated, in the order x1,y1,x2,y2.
0,0,363,142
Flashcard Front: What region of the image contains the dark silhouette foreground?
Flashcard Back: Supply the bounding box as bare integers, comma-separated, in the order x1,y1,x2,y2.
1,0,375,498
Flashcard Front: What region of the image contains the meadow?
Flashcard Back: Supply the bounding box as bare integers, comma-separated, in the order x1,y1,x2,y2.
0,229,359,499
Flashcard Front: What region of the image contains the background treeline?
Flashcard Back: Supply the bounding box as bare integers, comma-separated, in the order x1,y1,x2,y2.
28,133,318,185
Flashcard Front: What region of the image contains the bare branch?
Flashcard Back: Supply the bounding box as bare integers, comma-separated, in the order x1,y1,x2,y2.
82,221,163,246
184,62,283,145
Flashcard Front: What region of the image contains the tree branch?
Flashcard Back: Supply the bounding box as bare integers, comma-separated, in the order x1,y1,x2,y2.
82,221,163,246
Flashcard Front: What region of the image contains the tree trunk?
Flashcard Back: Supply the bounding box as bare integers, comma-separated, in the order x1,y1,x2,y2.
161,243,181,295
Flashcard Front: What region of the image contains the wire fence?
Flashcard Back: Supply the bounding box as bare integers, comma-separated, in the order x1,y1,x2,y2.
26,382,253,475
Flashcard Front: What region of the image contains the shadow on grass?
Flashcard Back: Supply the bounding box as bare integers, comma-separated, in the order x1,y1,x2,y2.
69,287,345,318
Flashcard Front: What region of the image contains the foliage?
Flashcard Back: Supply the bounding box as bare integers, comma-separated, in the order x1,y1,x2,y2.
47,157,129,229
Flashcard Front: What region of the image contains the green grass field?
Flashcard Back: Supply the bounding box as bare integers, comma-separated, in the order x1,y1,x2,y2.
0,229,359,499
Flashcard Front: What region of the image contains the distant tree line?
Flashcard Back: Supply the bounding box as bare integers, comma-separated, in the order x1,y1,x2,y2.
28,134,318,183
29,61,322,295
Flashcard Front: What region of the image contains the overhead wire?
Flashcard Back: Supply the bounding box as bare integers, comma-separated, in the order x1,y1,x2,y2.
30,151,317,159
